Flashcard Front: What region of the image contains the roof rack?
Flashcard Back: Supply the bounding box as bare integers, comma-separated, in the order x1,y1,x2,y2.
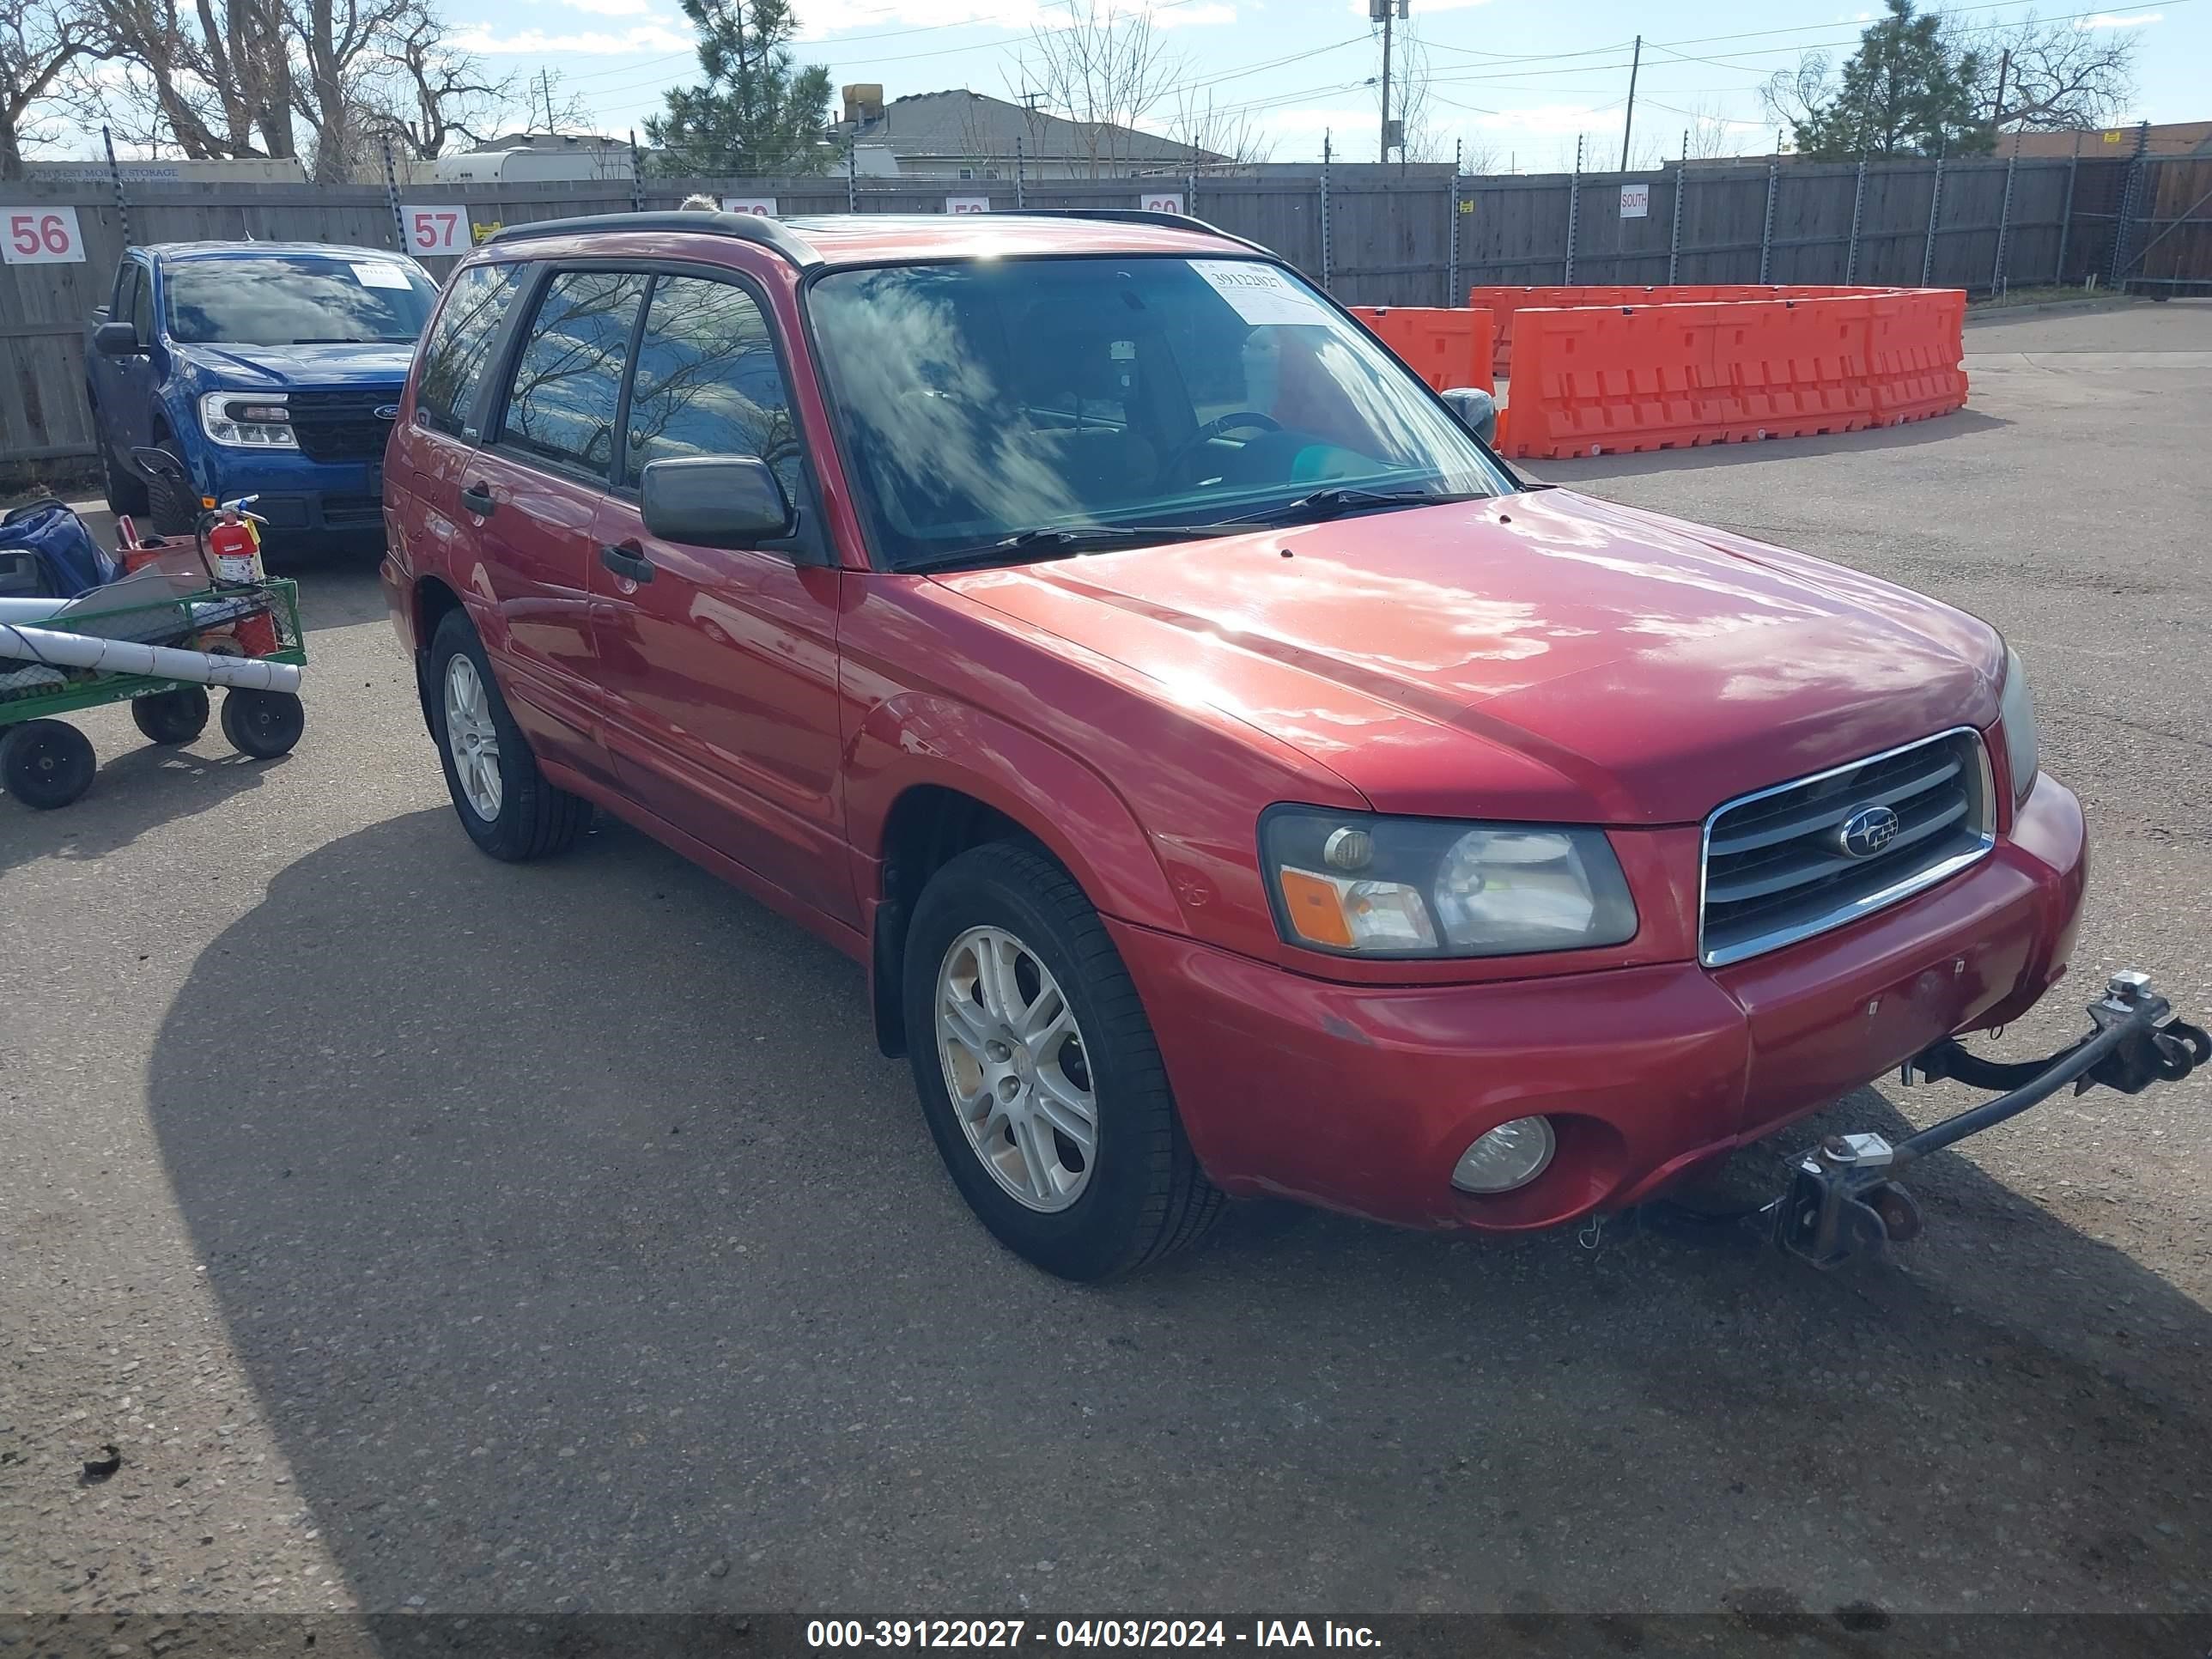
486,210,823,268
998,208,1273,257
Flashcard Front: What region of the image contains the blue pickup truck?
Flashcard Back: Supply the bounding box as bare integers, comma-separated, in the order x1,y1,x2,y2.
86,241,439,542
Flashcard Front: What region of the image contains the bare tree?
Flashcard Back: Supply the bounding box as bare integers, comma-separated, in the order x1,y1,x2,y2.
1011,0,1176,178
85,0,298,161
1,0,114,177
1971,9,2136,132
356,3,525,161
1166,88,1273,169
1679,96,1746,160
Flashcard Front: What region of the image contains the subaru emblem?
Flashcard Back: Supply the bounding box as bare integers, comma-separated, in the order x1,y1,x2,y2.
1838,804,1901,859
374,404,400,421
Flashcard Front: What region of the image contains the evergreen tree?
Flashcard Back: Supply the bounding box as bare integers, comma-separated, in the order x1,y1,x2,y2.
1784,0,1990,160
646,0,833,177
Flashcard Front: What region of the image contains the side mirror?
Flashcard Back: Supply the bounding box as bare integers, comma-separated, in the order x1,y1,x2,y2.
94,321,143,358
640,455,794,548
1440,386,1498,447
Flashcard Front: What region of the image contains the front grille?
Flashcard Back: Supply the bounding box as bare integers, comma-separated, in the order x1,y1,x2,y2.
285,389,400,463
319,494,382,527
1700,729,1994,968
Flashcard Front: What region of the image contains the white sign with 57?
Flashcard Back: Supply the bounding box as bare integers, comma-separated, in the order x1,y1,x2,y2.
399,205,470,255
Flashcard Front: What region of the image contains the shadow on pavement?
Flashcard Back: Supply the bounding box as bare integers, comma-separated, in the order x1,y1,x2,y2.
1528,410,2009,486
0,738,278,872
144,808,2212,1632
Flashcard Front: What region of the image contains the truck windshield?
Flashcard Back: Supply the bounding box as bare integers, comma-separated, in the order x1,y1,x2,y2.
165,255,438,346
805,254,1511,571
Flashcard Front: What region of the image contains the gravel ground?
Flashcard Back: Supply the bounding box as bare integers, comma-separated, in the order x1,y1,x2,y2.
2,301,2208,1646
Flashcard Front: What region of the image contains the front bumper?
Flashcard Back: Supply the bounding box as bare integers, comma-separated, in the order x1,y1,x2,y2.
1113,774,2087,1234
194,450,388,540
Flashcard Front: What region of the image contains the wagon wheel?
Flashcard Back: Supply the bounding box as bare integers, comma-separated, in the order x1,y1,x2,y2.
131,686,211,745
221,689,304,759
1,720,96,809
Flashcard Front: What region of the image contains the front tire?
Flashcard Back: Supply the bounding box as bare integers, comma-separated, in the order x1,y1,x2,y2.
144,439,196,538
902,841,1224,1281
99,422,150,519
2,720,96,809
428,609,591,861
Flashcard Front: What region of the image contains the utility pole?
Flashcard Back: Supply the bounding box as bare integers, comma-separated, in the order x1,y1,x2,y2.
538,67,555,132
1373,0,1407,162
1990,48,2009,136
1619,34,1642,173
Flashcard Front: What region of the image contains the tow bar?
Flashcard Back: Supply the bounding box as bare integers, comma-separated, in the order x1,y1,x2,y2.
1771,971,2209,1268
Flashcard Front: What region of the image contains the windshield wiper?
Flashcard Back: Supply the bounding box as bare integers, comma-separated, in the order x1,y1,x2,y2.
902,523,1215,574
1208,486,1482,528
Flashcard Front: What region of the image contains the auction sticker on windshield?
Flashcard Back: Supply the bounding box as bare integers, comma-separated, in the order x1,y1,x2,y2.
1190,260,1329,326
352,263,412,289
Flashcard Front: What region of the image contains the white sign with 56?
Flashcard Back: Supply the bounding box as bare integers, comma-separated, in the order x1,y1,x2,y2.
3,207,86,264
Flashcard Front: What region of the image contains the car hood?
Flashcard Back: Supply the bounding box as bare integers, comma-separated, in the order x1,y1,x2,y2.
934,489,2004,825
168,341,414,389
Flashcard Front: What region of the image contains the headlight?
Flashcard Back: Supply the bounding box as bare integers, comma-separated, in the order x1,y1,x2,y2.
1261,806,1638,958
199,391,297,448
1999,645,2039,805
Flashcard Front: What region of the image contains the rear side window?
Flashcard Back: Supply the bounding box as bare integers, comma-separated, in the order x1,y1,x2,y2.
620,276,800,497
497,270,649,477
415,264,520,439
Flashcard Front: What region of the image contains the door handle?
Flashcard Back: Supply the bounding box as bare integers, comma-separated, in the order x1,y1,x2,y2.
600,542,654,584
458,482,495,516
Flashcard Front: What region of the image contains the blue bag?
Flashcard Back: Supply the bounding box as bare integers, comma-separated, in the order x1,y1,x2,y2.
0,499,121,599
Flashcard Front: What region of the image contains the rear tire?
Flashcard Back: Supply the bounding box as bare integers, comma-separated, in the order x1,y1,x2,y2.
220,689,303,758
2,720,96,809
902,840,1224,1280
132,686,210,745
428,609,592,861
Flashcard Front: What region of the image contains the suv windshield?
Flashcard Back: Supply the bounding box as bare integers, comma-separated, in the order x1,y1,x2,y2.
805,255,1511,570
165,254,438,346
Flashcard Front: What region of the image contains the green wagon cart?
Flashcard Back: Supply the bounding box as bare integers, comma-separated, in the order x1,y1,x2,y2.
0,575,307,811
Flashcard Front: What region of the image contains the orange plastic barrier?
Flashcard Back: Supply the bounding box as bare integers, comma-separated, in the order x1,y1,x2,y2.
1468,283,1896,380
1500,302,1724,459
1351,306,1496,393
1494,290,1958,460
1710,297,1874,442
1865,289,1967,426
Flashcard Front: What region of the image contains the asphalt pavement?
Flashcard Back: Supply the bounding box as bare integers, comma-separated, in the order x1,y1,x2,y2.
3,301,2209,1646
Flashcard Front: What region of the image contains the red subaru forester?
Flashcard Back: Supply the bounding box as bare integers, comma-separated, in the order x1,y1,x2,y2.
381,210,2087,1280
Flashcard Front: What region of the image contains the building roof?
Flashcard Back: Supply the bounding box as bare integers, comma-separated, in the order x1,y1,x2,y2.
466,131,633,154
841,90,1221,168
2002,120,2212,158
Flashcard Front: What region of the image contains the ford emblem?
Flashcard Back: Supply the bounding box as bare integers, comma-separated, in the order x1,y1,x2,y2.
1838,804,1901,859
374,404,400,421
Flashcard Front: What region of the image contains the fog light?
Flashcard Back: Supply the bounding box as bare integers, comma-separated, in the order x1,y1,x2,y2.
1451,1116,1556,1194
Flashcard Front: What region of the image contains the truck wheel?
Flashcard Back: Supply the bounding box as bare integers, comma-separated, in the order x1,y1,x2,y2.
132,686,210,745
2,720,96,810
220,689,303,758
902,840,1224,1281
145,440,196,538
428,609,592,861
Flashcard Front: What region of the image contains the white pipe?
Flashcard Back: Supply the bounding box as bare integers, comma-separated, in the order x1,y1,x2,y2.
0,597,71,625
0,622,302,693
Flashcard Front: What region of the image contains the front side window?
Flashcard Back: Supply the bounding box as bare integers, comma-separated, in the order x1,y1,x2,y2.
621,275,800,498
131,267,154,342
805,255,1510,570
415,263,520,439
112,263,141,337
164,254,437,346
497,270,649,477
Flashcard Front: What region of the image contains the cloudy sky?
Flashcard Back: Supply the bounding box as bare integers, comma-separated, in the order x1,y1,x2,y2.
443,0,2196,171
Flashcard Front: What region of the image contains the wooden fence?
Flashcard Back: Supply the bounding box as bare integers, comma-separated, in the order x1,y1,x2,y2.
4,152,2207,468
